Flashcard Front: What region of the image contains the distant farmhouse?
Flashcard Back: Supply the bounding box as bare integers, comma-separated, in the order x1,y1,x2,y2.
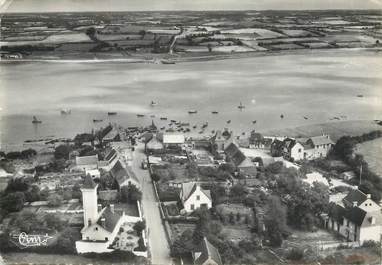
180,182,212,213
271,135,334,161
325,189,382,244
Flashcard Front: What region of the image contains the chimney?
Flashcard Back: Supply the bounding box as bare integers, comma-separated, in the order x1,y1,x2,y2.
353,201,358,207
100,217,106,227
98,204,102,212
367,194,371,199
110,204,114,213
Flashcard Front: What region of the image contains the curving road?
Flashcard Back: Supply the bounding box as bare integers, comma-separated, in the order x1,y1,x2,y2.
131,143,172,265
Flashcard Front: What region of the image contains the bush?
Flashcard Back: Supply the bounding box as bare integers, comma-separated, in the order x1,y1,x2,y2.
286,248,304,261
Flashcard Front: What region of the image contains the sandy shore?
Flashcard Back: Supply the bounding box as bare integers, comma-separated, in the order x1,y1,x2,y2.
1,47,381,64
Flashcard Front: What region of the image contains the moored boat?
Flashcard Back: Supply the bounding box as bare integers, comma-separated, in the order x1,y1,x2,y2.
32,116,42,124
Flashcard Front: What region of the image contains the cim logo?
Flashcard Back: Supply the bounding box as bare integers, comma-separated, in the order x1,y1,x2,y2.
10,232,53,249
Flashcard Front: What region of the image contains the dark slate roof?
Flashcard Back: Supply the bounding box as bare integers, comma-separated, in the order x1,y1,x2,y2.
343,189,368,207
328,202,345,224
105,149,117,161
344,206,367,226
194,237,222,265
96,206,122,233
83,174,97,189
182,183,211,202
110,160,128,186
224,143,246,167
110,160,140,187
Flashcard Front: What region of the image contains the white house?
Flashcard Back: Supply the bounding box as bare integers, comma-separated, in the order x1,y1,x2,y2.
76,175,143,254
326,189,382,244
290,142,305,161
163,134,185,149
180,182,212,213
302,135,334,160
85,169,101,179
75,154,99,171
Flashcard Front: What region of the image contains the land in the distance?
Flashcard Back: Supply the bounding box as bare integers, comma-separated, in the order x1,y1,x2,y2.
1,10,382,61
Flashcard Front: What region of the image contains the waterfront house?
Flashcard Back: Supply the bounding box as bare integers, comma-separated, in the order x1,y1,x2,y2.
110,160,140,190
99,148,118,171
180,182,212,213
192,237,223,265
75,154,99,171
302,135,334,160
163,133,185,149
325,189,382,243
210,130,233,156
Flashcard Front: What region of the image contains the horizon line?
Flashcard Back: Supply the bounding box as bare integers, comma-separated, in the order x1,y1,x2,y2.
2,8,382,15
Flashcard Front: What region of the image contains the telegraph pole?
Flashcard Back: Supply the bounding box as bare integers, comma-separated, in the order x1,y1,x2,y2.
359,164,362,186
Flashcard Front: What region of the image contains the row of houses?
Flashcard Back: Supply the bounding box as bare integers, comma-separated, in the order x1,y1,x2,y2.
271,135,334,161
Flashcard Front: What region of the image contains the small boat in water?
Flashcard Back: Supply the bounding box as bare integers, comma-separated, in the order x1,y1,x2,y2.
252,120,257,124
188,110,197,114
193,125,197,129
202,122,208,129
212,111,219,114
137,114,145,118
61,109,71,115
238,102,245,110
171,119,176,123
161,60,175,65
280,114,284,119
227,120,231,124
32,116,42,124
108,112,117,116
160,117,168,120
93,119,103,123
150,101,158,106
160,127,165,130
303,117,308,120
357,94,364,98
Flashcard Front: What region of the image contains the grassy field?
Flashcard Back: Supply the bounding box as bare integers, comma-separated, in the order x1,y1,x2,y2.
262,120,382,142
356,138,382,177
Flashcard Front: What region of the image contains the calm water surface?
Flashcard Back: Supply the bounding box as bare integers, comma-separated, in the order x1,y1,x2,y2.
1,49,382,150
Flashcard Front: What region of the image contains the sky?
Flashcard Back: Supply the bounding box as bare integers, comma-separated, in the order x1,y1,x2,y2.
1,0,382,13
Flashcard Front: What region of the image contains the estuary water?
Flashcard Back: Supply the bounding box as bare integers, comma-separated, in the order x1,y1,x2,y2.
1,49,382,150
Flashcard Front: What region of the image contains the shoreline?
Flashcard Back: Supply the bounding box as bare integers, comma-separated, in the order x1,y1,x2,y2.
1,47,382,64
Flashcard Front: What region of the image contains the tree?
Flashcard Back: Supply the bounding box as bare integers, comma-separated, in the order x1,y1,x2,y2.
54,145,71,160
266,161,284,174
56,227,81,254
192,208,211,243
264,196,288,247
120,184,142,203
44,213,64,231
24,185,41,202
20,149,37,159
133,220,146,236
0,192,25,212
48,194,63,207
5,178,29,193
151,173,160,182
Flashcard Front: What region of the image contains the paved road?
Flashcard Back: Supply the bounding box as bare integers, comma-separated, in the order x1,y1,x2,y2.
131,143,172,265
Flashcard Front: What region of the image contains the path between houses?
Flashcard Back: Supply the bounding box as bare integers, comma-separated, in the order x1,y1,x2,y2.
131,143,172,265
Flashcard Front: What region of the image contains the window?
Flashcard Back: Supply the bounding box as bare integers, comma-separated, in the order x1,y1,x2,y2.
298,148,302,153
105,237,108,241
95,227,98,231
196,195,200,200
190,204,195,210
